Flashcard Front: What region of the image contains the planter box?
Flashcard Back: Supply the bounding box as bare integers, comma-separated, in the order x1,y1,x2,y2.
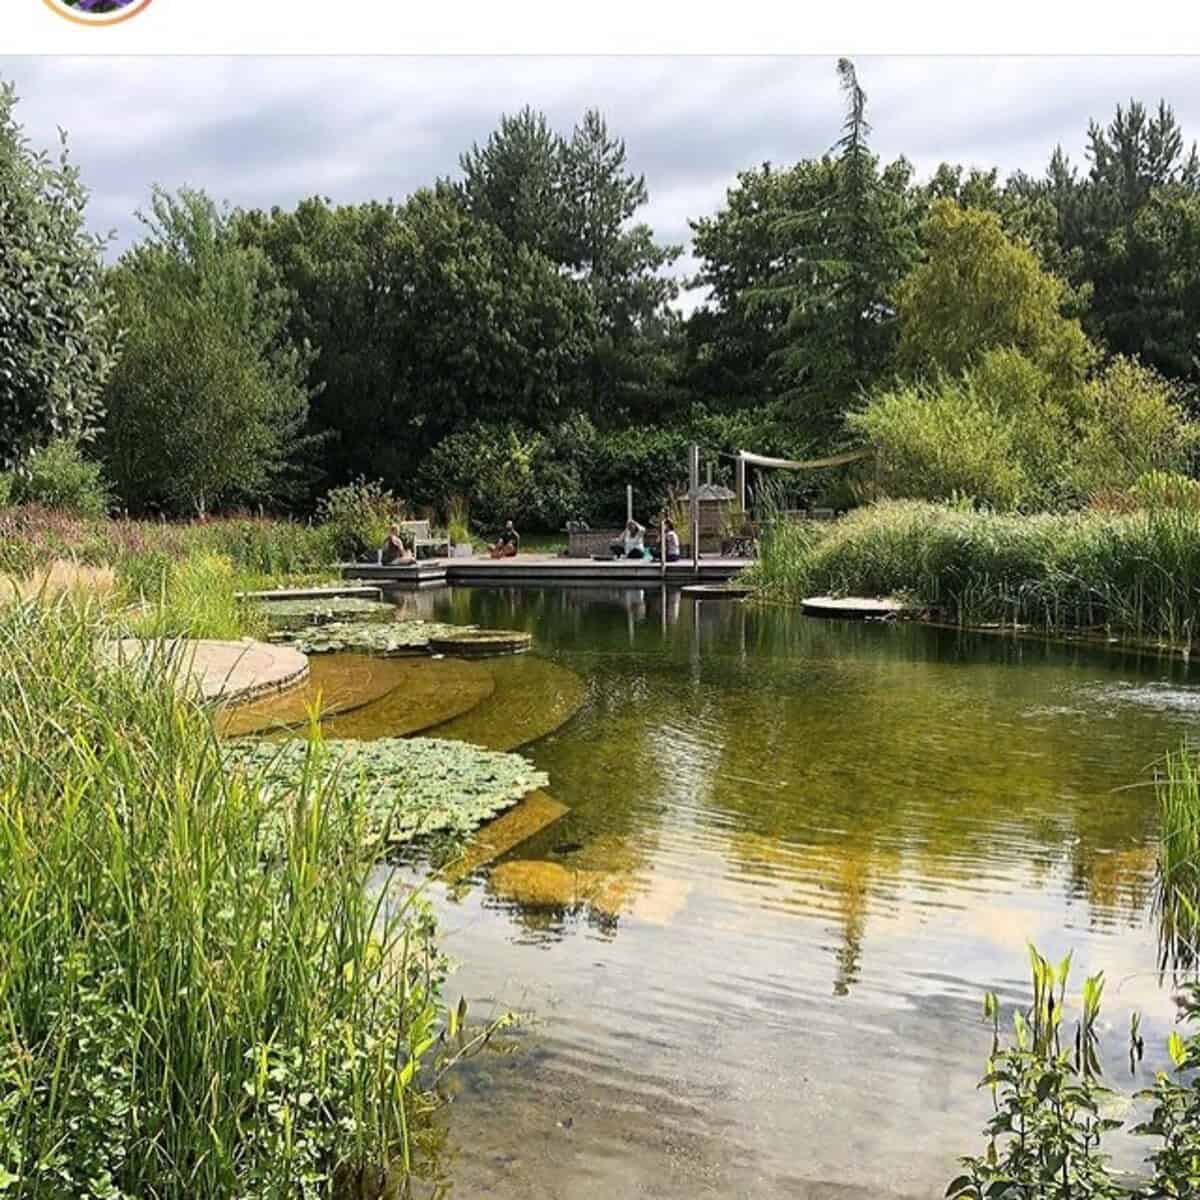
450,543,475,559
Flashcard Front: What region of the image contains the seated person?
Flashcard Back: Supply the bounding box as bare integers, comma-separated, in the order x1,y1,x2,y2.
609,519,646,559
380,525,415,565
650,519,681,562
489,520,520,559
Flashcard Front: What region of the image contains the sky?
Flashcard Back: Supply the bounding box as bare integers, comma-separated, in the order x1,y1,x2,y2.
3,55,1200,304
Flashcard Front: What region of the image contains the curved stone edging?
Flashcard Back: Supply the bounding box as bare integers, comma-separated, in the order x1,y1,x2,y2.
109,638,311,707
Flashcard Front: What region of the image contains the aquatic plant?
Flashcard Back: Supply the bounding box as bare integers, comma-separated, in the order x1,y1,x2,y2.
0,598,472,1199
127,549,267,641
269,618,475,656
226,736,549,845
1156,748,1200,974
949,948,1121,1199
743,499,1200,646
952,944,1200,1199
257,595,394,628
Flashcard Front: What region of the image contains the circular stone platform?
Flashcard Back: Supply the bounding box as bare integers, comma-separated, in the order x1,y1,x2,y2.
801,595,913,620
428,629,533,658
110,639,310,706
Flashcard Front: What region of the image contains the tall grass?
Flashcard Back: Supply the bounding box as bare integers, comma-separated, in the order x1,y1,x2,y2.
127,550,266,641
0,600,447,1199
744,499,1200,645
1157,748,1200,974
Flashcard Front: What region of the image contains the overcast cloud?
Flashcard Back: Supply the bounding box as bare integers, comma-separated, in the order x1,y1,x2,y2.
3,56,1199,303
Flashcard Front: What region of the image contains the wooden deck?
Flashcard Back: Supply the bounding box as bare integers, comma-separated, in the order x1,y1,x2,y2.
342,554,751,590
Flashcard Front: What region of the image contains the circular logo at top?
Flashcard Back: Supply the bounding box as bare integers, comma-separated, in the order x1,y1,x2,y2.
44,0,154,24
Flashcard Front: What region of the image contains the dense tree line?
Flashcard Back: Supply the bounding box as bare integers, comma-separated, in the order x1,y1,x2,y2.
2,61,1199,524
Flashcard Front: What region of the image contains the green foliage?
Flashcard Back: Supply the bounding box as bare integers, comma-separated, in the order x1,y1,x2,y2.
1131,470,1200,512
1070,356,1198,499
102,188,314,517
0,84,118,469
445,496,471,546
127,550,265,641
896,200,1096,388
744,499,1200,645
0,600,461,1199
948,949,1122,1200
315,477,403,561
730,61,919,435
227,736,549,846
269,619,475,656
9,437,111,515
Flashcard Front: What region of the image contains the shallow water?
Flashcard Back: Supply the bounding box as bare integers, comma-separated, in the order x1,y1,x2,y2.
301,586,1200,1196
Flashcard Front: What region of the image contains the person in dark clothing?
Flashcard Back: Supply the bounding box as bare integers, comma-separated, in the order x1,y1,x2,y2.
489,520,520,559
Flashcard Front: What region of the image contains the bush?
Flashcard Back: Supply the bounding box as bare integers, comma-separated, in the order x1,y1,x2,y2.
13,438,111,516
316,477,403,561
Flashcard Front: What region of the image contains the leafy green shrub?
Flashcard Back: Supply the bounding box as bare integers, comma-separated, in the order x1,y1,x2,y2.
1070,357,1198,501
12,438,111,515
316,476,402,561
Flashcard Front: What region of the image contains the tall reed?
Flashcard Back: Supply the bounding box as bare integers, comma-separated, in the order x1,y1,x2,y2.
745,499,1200,646
0,599,446,1199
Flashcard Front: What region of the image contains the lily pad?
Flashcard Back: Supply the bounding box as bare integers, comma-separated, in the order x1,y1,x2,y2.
269,619,476,656
257,596,395,628
226,736,549,846
428,628,532,658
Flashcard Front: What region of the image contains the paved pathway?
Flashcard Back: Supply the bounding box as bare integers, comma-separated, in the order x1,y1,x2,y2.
110,639,310,705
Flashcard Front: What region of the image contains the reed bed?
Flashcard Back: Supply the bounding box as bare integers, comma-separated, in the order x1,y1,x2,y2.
0,599,446,1199
744,500,1200,646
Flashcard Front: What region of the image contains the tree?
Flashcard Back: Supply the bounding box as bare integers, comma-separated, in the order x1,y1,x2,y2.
742,59,920,440
1028,100,1200,382
560,110,682,419
459,106,568,262
243,187,596,494
0,82,118,469
894,200,1095,389
101,188,314,516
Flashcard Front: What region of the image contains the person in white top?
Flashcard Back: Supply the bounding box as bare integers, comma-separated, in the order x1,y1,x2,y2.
610,519,645,559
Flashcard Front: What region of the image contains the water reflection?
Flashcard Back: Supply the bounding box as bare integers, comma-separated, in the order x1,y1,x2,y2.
384,586,1196,1197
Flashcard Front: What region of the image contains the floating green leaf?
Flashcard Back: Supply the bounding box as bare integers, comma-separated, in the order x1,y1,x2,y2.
225,736,549,847
256,596,395,628
269,619,476,656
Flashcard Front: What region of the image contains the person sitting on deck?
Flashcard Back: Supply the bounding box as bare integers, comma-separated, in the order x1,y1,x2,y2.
650,519,680,562
610,519,646,559
380,525,415,566
489,520,520,559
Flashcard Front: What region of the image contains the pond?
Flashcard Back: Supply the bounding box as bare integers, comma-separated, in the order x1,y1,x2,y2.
277,585,1200,1197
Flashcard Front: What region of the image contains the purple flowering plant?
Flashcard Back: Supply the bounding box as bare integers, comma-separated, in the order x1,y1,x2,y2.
64,0,137,10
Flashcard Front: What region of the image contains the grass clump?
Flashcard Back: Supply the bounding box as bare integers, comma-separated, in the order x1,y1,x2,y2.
744,499,1200,646
0,599,461,1199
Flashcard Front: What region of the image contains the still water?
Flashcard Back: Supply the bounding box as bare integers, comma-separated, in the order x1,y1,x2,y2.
315,587,1200,1196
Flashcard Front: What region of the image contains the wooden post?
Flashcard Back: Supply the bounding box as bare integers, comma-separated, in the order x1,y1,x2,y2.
660,516,667,581
690,444,700,574
626,485,633,525
735,453,747,515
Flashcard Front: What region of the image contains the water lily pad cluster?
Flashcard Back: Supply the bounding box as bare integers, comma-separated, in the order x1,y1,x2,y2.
226,736,549,846
257,596,395,628
268,619,474,656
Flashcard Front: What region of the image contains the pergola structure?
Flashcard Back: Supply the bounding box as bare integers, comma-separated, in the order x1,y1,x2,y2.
732,448,874,513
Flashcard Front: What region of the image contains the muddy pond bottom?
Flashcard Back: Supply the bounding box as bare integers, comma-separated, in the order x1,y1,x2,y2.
346,585,1198,1198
